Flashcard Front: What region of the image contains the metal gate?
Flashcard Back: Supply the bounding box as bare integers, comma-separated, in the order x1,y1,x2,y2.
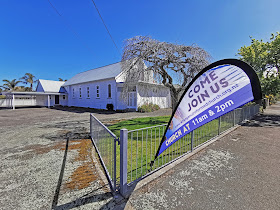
90,114,119,191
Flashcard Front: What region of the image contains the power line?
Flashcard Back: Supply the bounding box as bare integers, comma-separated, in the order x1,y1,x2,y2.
90,0,121,55
46,0,95,55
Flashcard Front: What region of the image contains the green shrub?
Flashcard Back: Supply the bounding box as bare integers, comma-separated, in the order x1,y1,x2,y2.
138,103,160,112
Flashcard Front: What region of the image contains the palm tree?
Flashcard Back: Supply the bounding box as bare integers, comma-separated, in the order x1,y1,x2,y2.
21,73,37,91
1,79,21,91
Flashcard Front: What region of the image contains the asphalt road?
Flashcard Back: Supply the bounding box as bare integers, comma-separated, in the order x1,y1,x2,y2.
127,102,280,210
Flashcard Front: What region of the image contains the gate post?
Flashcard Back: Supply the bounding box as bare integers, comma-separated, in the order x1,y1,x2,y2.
120,129,128,197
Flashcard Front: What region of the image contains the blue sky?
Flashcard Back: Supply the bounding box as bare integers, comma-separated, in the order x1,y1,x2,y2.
1,0,280,87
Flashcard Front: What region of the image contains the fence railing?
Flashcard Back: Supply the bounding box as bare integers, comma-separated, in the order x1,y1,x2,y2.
90,103,260,196
90,114,119,191
121,104,260,190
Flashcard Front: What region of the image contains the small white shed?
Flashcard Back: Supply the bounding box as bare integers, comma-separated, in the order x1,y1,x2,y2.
3,79,68,109
36,79,68,106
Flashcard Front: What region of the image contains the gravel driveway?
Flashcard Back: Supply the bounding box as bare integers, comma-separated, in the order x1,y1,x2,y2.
0,107,171,209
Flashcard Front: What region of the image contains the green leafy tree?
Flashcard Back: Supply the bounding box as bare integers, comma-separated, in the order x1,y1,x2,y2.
237,37,268,74
260,76,280,96
267,32,280,72
58,78,67,81
238,33,280,76
1,79,21,91
238,33,280,99
21,73,37,91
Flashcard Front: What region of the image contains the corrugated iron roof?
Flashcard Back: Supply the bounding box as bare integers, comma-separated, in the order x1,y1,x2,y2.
63,62,122,86
38,79,66,93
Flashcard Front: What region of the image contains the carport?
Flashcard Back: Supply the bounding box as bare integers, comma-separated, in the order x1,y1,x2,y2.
5,92,67,110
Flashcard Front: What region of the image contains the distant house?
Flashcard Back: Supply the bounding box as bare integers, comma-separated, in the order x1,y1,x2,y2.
35,79,68,107
63,61,171,110
3,61,171,110
2,80,67,109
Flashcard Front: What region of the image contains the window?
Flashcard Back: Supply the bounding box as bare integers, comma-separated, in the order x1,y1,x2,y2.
79,88,82,98
63,95,65,100
87,87,90,98
73,88,75,98
108,84,112,98
96,86,100,98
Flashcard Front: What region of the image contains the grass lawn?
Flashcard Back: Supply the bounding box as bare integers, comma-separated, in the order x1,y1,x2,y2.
108,116,171,137
97,113,234,185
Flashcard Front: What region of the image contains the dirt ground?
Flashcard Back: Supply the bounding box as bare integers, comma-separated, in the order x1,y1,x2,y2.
0,107,171,209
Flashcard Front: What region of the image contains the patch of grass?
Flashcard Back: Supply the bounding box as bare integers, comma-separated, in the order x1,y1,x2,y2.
108,116,171,137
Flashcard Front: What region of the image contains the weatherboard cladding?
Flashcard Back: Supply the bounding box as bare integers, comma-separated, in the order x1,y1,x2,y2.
63,62,122,86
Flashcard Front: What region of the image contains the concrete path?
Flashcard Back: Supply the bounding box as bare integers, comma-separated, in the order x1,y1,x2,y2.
126,102,280,210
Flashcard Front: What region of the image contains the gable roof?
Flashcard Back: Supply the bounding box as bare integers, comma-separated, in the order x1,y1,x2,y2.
37,79,66,93
63,62,122,86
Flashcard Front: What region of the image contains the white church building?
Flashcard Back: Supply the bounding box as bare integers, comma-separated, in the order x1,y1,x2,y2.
2,62,171,111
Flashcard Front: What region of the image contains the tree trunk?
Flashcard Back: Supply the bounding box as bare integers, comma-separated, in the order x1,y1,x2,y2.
170,90,179,112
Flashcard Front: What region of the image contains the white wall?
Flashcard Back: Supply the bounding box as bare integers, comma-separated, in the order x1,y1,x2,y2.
0,99,10,107
115,83,128,110
0,95,68,108
59,95,68,106
0,97,37,107
137,84,171,108
36,95,68,106
36,95,50,106
67,79,118,110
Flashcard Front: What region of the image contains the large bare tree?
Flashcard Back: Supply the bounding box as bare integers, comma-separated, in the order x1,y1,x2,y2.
121,36,210,110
